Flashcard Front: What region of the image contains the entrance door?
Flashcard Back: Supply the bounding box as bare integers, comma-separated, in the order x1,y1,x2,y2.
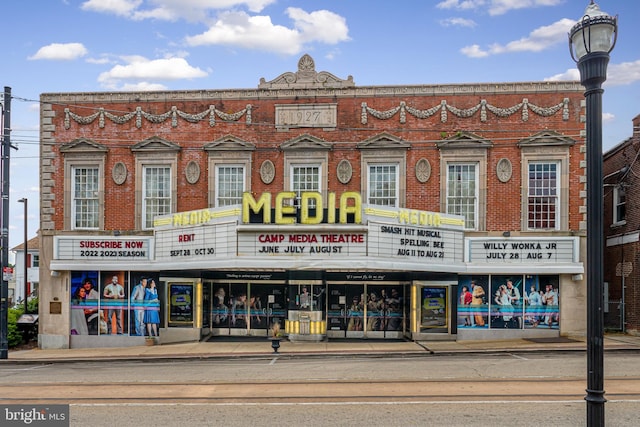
327,284,365,338
205,281,286,337
327,284,405,339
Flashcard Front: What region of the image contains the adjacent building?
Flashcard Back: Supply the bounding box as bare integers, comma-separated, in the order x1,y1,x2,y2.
38,55,587,349
603,114,640,335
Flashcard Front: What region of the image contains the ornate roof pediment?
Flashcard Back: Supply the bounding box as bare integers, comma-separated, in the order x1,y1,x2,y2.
280,133,332,150
204,135,255,151
437,131,493,149
131,136,181,153
357,132,409,149
517,130,576,147
60,137,108,154
259,54,354,89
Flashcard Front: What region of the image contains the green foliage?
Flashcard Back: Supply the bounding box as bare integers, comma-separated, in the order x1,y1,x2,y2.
8,297,39,348
8,308,23,348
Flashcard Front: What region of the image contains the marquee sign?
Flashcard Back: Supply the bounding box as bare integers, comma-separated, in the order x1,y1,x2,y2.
54,236,153,261
466,237,579,264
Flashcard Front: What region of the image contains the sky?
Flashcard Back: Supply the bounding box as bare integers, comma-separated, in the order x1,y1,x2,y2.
2,0,639,253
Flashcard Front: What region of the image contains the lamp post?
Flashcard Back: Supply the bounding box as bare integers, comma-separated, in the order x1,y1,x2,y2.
18,198,28,314
568,2,617,426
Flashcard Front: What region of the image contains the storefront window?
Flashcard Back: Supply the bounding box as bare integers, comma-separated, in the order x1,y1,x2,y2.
420,286,448,332
457,274,559,330
70,271,162,337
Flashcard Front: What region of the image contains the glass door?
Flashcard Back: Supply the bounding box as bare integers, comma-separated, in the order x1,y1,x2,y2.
327,284,366,338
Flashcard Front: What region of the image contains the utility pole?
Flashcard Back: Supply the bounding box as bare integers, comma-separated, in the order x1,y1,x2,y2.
1,86,16,359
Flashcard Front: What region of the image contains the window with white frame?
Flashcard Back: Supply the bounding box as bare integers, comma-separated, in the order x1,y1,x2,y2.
527,161,559,229
72,166,100,229
367,164,398,206
143,166,172,229
215,165,245,206
613,185,626,224
446,163,478,229
32,254,39,268
291,165,321,207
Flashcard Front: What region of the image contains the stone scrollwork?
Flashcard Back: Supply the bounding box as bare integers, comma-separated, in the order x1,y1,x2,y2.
496,158,513,183
112,162,127,185
337,159,353,184
185,160,200,184
415,158,431,183
260,160,276,184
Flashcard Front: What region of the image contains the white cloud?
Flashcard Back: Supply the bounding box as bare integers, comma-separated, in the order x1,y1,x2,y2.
460,44,489,58
602,112,615,124
97,56,208,89
119,82,169,91
460,18,574,57
545,60,640,87
81,0,142,17
607,60,640,86
440,17,477,28
437,0,484,12
185,8,349,55
544,68,579,82
436,0,563,16
81,0,276,22
28,43,88,60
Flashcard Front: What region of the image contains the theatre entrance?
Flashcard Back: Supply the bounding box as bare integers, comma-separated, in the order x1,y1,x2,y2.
326,282,407,339
203,280,287,337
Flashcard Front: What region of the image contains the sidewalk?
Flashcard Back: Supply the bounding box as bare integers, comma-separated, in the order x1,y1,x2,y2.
5,333,640,364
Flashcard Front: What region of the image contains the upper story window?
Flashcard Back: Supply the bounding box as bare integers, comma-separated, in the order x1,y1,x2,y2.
527,161,559,230
367,164,398,206
281,133,331,208
437,132,492,231
446,163,478,229
358,132,409,209
32,254,40,268
292,165,321,206
72,166,100,229
205,135,255,209
518,131,574,232
61,138,107,231
143,166,172,229
613,185,626,224
216,165,245,206
132,136,180,230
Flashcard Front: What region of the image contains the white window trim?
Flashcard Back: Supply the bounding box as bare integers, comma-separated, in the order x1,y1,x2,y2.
64,160,105,230
613,185,626,226
214,164,247,207
366,163,400,207
135,154,177,230
208,151,252,208
445,162,479,230
361,150,406,208
439,149,487,231
284,151,328,205
521,154,568,231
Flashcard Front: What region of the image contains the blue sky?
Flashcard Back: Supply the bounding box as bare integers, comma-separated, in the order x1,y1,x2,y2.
3,0,639,251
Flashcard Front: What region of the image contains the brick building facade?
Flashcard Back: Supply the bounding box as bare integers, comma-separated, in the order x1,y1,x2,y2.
603,114,640,335
38,55,587,349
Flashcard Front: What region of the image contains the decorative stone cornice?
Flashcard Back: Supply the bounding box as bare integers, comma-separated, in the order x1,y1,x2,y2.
517,130,576,147
131,136,181,153
357,132,409,149
437,131,493,149
204,135,256,151
362,98,570,124
280,133,332,150
259,54,354,89
60,137,108,153
64,104,252,129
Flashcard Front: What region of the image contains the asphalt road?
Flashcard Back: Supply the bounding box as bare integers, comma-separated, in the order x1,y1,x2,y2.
1,352,639,426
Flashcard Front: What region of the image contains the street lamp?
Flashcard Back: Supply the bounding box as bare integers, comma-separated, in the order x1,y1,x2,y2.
18,198,27,314
568,1,617,426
